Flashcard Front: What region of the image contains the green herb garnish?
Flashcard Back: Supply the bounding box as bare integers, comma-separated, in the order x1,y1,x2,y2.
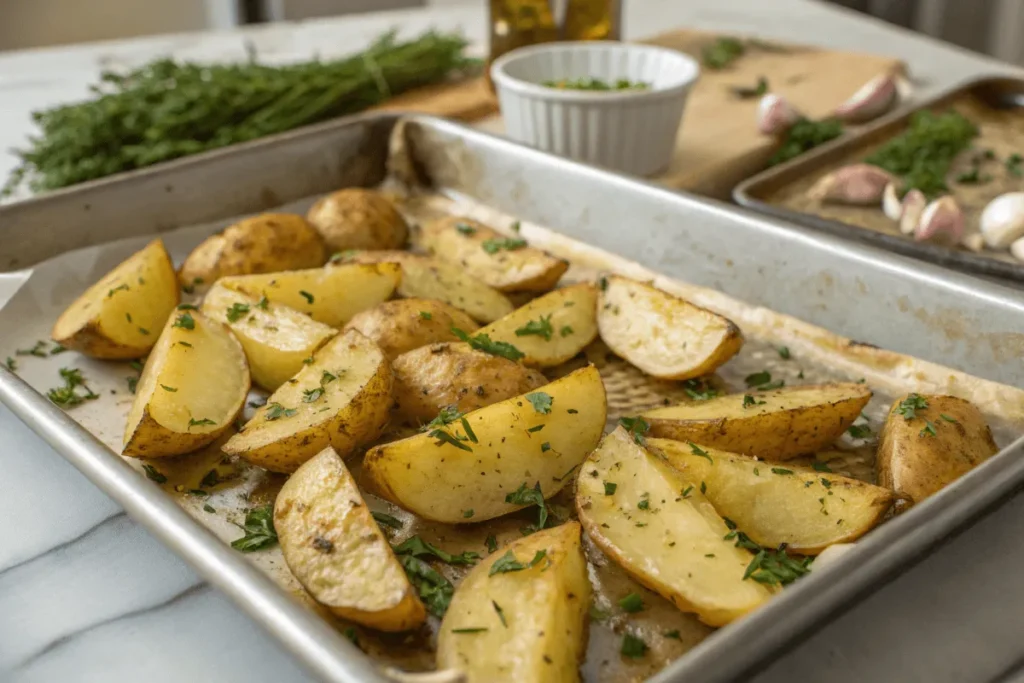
393,535,479,565
173,312,195,330
768,118,845,167
730,75,768,98
142,464,167,483
265,402,297,420
515,314,554,341
481,237,527,254
230,505,277,552
702,36,745,69
621,632,649,658
489,549,547,576
226,302,250,322
895,393,929,420
618,416,650,446
543,77,650,91
451,327,524,361
505,481,549,532
618,593,644,613
372,511,403,530
525,392,553,414
47,367,99,407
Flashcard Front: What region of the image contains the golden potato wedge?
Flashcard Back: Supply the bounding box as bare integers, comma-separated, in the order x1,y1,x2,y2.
341,251,514,323
643,383,873,461
576,428,773,627
223,329,392,473
306,188,409,251
419,217,568,293
201,282,336,391
390,342,547,425
344,298,479,360
123,309,249,458
437,523,590,682
877,393,999,504
51,239,179,359
178,213,326,288
649,438,893,554
598,276,742,380
275,447,426,631
475,284,598,368
218,262,400,328
364,365,606,523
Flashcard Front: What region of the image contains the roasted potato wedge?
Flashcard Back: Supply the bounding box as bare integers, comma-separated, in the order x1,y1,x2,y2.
223,329,392,472
218,262,399,328
643,383,873,461
576,428,773,627
364,365,606,523
437,522,590,682
475,284,598,368
598,276,742,380
390,342,547,425
341,251,514,323
178,213,326,288
201,282,336,391
649,438,893,554
306,188,409,251
877,393,999,503
51,239,179,359
344,298,479,360
419,217,568,293
275,447,426,631
123,309,249,458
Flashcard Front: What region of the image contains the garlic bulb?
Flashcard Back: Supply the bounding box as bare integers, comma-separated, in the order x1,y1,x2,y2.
757,94,802,135
899,189,926,235
1011,236,1024,263
914,196,964,245
882,182,903,220
834,74,899,124
807,163,895,205
980,192,1024,249
960,233,985,253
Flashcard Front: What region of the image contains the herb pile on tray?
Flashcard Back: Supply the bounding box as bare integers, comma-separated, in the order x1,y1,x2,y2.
3,31,474,197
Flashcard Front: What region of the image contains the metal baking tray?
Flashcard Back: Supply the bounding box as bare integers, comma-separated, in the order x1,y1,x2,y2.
1,113,1023,683
733,76,1024,286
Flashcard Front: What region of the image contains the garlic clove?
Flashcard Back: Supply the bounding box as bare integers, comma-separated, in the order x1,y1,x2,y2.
882,182,903,220
899,189,926,235
757,94,802,136
914,196,964,245
834,74,899,124
960,233,985,253
980,192,1024,249
807,163,895,205
1011,236,1024,263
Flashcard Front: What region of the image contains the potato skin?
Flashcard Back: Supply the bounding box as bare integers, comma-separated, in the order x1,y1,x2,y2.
391,342,547,425
877,394,998,504
344,298,479,360
306,188,408,252
178,213,326,287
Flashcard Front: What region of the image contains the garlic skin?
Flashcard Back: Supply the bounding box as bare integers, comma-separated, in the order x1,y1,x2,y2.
757,94,802,135
834,74,899,123
914,196,964,245
980,192,1024,249
960,233,985,253
1011,236,1024,263
807,163,895,205
882,182,903,220
899,189,926,235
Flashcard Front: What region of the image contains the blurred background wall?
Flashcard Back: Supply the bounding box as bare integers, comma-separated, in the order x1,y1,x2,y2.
0,0,1022,65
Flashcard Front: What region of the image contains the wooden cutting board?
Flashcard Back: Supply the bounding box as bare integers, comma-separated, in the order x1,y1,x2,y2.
376,29,904,199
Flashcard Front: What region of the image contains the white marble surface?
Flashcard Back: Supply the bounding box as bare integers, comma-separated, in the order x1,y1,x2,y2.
2,2,1023,682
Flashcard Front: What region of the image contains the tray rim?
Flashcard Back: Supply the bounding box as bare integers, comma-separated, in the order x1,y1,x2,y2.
733,74,1024,285
1,111,1023,683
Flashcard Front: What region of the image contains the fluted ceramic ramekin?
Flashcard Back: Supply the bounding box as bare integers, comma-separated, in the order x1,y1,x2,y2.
490,41,699,176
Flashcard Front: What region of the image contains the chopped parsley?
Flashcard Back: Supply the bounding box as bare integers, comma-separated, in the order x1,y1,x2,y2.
230,505,277,552
393,535,480,565
454,222,477,235
1008,152,1023,177
505,481,549,532
265,402,297,420
618,593,644,613
742,394,766,409
423,404,464,430
895,393,929,420
560,325,573,337
451,327,524,361
429,427,473,452
776,346,791,359
463,509,475,518
526,392,553,414
199,469,221,488
621,632,648,658
745,370,783,390
689,442,713,462
160,384,177,392
299,290,314,304
493,600,507,627
398,555,454,618
226,302,250,322
372,511,403,530
682,378,719,401
920,420,937,438
256,295,269,310
604,482,617,495
450,627,488,634
302,387,324,403
177,303,198,310
813,461,833,473
419,311,432,320
16,340,48,358
188,417,216,429
485,534,499,553
142,464,167,483
847,423,873,439
47,368,99,407
618,416,650,446
172,312,195,330
771,467,794,475
482,237,527,254
489,549,547,575
742,546,812,585
940,414,959,423
4,357,16,371
514,314,554,341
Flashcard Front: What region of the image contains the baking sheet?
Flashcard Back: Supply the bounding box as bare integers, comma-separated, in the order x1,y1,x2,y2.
1,114,1023,683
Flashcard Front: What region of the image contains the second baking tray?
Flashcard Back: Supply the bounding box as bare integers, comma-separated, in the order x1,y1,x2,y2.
734,76,1024,285
1,113,1023,683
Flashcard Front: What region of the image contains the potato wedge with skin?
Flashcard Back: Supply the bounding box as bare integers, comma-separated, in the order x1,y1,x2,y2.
341,251,514,323
649,438,893,554
306,188,409,251
275,447,426,631
475,284,598,368
344,298,480,360
877,393,999,504
598,276,742,380
420,217,568,293
364,365,606,523
391,342,547,425
576,429,772,627
643,383,873,461
223,329,392,473
52,239,179,359
123,309,249,458
218,262,401,328
201,282,336,391
437,523,590,682
178,213,326,288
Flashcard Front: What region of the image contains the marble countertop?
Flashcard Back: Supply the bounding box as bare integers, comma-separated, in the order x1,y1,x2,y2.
3,2,1024,682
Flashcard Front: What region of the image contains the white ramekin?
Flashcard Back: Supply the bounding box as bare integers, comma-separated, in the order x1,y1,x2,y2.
490,41,699,177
